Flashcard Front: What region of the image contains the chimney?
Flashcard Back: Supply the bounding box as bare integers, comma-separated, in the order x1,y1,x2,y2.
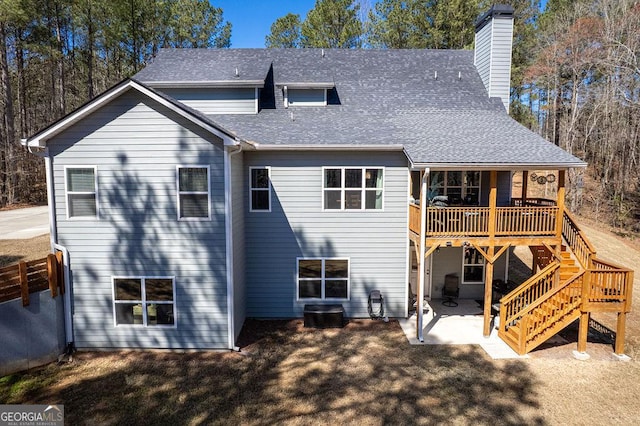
474,4,514,113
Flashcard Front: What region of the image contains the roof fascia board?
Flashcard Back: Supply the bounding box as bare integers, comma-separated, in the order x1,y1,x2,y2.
27,80,238,148
410,162,587,170
275,82,335,89
247,143,404,151
146,80,265,89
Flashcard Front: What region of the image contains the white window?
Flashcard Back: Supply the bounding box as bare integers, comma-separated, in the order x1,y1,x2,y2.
287,88,326,106
429,171,481,206
463,247,485,284
297,258,349,300
249,167,271,212
323,167,384,210
112,277,176,327
65,166,98,218
177,166,210,220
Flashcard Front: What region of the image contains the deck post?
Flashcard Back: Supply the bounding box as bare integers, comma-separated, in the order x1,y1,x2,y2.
614,312,626,355
521,171,528,205
577,311,589,353
483,171,498,336
556,170,566,241
483,247,495,336
416,169,429,342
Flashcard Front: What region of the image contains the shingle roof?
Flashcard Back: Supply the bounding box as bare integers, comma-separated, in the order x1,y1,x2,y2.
134,48,586,168
134,49,271,85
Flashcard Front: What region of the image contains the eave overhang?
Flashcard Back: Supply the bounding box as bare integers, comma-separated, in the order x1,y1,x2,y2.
409,162,588,171
244,143,404,152
275,82,335,89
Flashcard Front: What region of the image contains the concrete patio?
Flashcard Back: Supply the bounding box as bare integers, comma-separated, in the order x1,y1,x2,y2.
398,299,527,359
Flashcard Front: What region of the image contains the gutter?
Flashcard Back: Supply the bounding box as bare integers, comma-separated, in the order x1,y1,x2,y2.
275,82,335,89
224,142,243,351
53,243,73,349
410,162,588,170
247,143,405,152
146,80,265,89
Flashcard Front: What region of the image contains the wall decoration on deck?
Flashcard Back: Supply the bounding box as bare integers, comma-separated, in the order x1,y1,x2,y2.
530,172,556,185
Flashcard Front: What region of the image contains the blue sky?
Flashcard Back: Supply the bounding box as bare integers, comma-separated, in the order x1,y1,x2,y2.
213,1,548,48
214,1,317,48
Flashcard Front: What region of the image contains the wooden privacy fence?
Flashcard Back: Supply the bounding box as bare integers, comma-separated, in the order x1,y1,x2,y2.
0,253,64,306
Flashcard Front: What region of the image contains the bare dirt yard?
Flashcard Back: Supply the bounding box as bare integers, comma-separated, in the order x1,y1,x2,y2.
1,218,639,425
0,234,50,267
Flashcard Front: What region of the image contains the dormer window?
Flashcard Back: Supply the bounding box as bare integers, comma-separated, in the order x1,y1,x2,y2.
281,83,334,108
287,88,326,106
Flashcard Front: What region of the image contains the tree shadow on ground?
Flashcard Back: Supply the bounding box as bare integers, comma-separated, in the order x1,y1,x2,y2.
7,320,546,425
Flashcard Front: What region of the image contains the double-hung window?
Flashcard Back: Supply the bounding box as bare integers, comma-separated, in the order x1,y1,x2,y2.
250,167,271,211
297,258,350,300
113,277,176,327
323,167,383,210
463,247,485,284
65,166,98,218
177,166,210,219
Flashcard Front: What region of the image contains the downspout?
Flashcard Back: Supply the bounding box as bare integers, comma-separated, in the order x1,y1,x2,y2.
53,243,73,349
225,143,242,351
44,147,58,248
416,169,429,342
45,147,74,350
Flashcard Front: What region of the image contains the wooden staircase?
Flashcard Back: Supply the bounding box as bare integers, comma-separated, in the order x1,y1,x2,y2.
498,212,634,355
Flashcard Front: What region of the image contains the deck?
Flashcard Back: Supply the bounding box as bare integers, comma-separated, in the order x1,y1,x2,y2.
408,193,633,356
409,200,562,247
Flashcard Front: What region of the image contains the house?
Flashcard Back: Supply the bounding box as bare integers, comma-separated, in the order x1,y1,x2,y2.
23,5,633,356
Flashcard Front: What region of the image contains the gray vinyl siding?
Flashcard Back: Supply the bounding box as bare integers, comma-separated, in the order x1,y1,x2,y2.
480,171,512,206
231,151,246,340
474,22,492,96
244,151,409,319
430,247,507,300
474,17,513,112
48,91,229,349
160,88,257,114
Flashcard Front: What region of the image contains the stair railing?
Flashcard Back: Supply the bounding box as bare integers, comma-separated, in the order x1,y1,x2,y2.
499,261,560,332
520,273,584,350
562,210,596,269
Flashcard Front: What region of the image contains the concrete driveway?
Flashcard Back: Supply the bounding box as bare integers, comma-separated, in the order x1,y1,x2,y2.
0,206,50,239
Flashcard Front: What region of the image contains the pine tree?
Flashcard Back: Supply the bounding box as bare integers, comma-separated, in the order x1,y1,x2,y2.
300,0,363,48
265,13,302,48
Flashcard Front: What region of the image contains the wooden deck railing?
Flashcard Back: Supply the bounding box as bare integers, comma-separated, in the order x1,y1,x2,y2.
496,207,557,236
409,203,558,238
562,210,596,269
426,207,490,236
512,198,557,207
0,254,64,306
586,258,634,312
